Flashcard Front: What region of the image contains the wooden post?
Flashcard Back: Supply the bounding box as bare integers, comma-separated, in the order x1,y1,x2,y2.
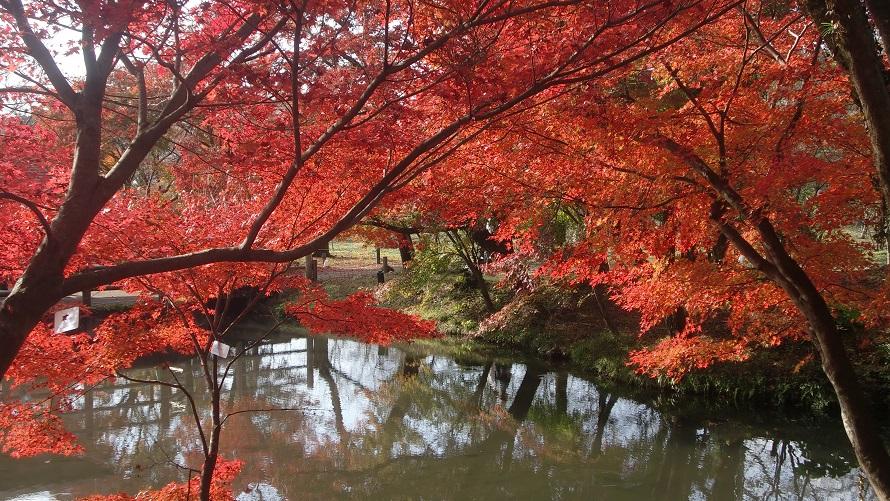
304,256,318,282
376,247,381,264
82,289,92,307
306,336,314,389
377,270,385,284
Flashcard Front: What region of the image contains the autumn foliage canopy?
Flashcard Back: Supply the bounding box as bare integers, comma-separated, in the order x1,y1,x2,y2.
4,0,890,497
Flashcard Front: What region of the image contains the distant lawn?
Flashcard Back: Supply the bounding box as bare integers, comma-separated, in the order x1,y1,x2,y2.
312,240,406,299
327,239,402,266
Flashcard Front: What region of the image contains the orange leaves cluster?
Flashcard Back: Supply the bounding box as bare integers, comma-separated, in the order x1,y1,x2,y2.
1,300,202,458
7,301,199,392
0,402,83,458
628,333,749,382
81,458,245,501
287,289,439,345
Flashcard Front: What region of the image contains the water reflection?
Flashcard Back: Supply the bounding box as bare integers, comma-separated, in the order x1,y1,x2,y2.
0,331,873,500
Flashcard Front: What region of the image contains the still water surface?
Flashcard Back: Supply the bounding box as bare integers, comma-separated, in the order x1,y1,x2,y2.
0,327,874,500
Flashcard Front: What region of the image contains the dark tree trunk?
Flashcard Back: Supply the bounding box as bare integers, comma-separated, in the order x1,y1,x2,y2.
469,227,511,256
507,365,543,421
398,234,414,264
805,0,890,255
658,129,890,498
590,392,617,456
591,261,617,334
776,270,890,499
473,362,492,408
864,0,890,57
748,218,890,500
473,266,496,313
199,386,222,501
0,250,72,377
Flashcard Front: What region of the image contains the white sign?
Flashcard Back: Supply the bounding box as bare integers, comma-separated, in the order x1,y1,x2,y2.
209,340,231,358
54,307,80,334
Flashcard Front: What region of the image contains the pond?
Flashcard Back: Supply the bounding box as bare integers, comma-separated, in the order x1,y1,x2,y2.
0,325,874,500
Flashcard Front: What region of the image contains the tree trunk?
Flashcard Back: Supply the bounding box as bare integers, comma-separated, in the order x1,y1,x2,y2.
752,219,890,500
555,371,568,415
771,258,890,499
864,0,890,57
806,0,890,249
474,267,496,313
199,428,220,501
199,388,222,501
0,265,68,377
662,129,890,497
0,96,113,377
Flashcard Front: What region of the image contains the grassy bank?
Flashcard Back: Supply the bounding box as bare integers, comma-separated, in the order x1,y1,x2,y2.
374,259,890,415
280,239,890,415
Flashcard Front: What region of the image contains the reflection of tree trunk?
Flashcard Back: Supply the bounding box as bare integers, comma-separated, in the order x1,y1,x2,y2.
710,439,744,501
590,391,617,456
383,354,424,427
456,365,543,496
159,383,171,433
184,358,196,393
315,338,347,438
497,366,544,469
769,439,788,498
493,363,512,405
473,363,492,409
401,353,420,378
652,417,698,501
555,372,568,415
508,366,543,421
83,388,94,439
306,336,314,389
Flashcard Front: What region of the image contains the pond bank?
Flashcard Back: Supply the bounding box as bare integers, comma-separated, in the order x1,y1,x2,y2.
370,266,890,417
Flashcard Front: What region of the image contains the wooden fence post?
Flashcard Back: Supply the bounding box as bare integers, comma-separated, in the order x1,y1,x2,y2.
305,256,318,282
